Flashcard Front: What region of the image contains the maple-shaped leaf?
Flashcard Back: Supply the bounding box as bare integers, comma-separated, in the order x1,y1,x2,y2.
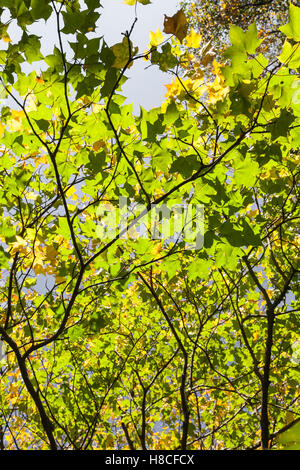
149,28,164,46
111,37,138,69
163,9,188,43
280,4,300,42
185,28,202,49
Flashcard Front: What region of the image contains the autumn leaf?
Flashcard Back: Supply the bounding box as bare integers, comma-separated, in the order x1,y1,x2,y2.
149,28,164,47
0,23,11,42
25,191,38,201
111,37,138,68
45,245,58,266
35,76,44,84
33,258,47,275
185,28,202,49
10,236,28,256
93,139,106,151
34,154,49,166
7,110,24,132
152,242,162,256
2,33,11,42
164,77,206,100
163,9,188,43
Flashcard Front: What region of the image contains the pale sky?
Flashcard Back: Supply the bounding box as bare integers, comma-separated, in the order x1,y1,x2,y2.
98,0,180,110
3,0,181,111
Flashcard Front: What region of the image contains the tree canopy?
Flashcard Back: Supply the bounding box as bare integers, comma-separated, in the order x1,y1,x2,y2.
0,0,299,451
181,0,290,52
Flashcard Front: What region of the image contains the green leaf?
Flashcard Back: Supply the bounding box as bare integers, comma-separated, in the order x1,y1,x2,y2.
280,4,300,42
278,41,300,70
34,119,49,132
229,23,261,55
69,324,85,342
0,0,299,453
188,256,212,280
219,221,245,247
163,101,179,126
279,422,300,450
0,246,9,269
20,33,43,64
233,155,260,187
89,311,107,332
30,0,52,20
270,109,294,140
170,155,199,178
151,43,178,71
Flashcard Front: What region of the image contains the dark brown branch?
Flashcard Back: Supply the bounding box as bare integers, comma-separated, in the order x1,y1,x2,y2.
0,328,57,449
121,422,136,450
139,272,190,450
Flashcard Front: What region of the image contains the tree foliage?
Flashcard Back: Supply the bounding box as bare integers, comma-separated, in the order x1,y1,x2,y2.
0,0,299,451
181,0,294,74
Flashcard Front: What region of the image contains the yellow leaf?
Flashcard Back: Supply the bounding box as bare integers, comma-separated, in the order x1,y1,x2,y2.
124,0,151,4
248,209,258,218
25,191,38,201
149,28,164,46
185,28,202,48
10,395,18,405
7,110,24,132
163,9,188,43
33,260,47,275
295,236,300,248
92,103,103,113
25,94,37,112
35,154,49,166
152,242,162,256
164,77,206,100
45,245,58,266
164,78,181,98
10,239,28,256
2,33,11,42
66,185,78,201
26,229,36,241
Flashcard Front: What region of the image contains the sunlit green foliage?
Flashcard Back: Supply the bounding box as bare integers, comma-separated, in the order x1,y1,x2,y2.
0,0,299,450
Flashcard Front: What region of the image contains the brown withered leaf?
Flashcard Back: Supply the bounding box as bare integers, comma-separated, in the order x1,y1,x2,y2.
163,9,188,43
